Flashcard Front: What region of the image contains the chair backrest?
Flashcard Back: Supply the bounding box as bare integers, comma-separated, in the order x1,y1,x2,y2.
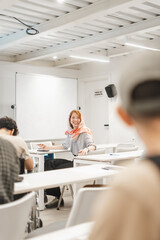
30,141,52,150
115,143,138,153
0,191,35,240
66,187,110,228
88,148,106,155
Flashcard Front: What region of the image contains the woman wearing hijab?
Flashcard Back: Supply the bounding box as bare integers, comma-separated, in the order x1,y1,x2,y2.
39,110,96,208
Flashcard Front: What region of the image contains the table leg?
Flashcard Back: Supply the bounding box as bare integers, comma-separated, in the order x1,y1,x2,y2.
73,160,79,198
38,155,44,172
38,155,45,210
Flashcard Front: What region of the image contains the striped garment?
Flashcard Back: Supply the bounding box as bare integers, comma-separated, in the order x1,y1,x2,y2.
0,138,19,204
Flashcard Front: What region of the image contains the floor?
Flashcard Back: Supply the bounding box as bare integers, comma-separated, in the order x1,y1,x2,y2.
40,193,73,227
26,180,96,239
40,181,93,227
25,189,73,239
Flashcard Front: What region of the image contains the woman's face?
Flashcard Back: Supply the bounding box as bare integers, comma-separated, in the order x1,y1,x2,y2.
71,112,81,129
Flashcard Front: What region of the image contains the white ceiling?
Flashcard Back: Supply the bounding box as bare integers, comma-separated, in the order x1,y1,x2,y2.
0,0,160,68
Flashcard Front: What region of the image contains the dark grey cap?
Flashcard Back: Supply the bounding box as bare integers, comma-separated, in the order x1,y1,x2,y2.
118,51,160,116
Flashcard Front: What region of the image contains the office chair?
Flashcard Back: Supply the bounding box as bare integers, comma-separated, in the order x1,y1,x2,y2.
0,192,35,240
17,157,43,233
115,143,138,153
114,143,139,166
26,187,110,239
57,184,74,210
66,186,110,227
88,148,106,155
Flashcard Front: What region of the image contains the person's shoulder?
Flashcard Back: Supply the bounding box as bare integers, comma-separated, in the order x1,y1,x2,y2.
0,134,11,140
0,136,17,157
113,160,160,202
78,132,91,141
10,135,28,148
13,135,24,141
0,136,14,148
0,134,16,145
0,134,23,142
80,132,87,135
115,160,159,183
80,132,90,137
130,160,159,181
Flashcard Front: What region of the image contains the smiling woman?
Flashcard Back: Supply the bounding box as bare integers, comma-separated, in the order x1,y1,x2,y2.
38,109,96,208
64,110,96,156
39,110,96,156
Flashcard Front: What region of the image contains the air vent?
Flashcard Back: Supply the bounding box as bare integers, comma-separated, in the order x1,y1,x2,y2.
94,89,103,97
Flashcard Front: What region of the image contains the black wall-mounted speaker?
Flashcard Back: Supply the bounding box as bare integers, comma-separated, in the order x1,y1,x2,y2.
105,84,117,98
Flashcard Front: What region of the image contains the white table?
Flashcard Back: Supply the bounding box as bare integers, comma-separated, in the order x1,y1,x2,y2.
29,149,71,209
29,149,71,172
73,150,143,193
96,143,118,152
29,144,117,172
14,164,118,195
74,150,144,167
27,222,93,240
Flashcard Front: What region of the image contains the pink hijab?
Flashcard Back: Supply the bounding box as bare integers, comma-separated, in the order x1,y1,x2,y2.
65,111,93,142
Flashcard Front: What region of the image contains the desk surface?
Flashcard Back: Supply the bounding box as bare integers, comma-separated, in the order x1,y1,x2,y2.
28,222,93,240
29,149,70,155
74,150,144,162
96,143,118,149
29,143,118,155
14,164,118,194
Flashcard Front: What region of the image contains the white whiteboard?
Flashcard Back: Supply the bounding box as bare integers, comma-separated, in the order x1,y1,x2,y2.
16,73,77,140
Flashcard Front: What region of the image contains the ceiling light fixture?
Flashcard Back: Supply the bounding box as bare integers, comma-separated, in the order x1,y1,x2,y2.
57,0,64,3
69,54,110,63
125,42,160,52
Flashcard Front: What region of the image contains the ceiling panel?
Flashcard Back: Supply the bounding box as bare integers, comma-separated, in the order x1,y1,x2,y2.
0,0,159,67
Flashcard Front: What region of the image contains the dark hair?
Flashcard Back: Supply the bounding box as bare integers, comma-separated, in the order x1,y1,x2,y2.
132,80,160,101
131,80,160,117
0,117,19,136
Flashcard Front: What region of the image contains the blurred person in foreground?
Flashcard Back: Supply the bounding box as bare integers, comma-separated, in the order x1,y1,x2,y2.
89,52,160,240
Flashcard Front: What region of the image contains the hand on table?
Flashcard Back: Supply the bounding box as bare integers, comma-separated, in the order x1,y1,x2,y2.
78,148,89,156
38,144,50,150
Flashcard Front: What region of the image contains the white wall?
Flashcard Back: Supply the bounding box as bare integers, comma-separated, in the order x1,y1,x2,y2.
0,61,79,119
0,58,143,147
78,57,143,147
82,79,109,144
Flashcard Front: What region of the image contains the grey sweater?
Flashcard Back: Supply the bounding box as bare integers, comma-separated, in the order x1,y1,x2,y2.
62,132,95,156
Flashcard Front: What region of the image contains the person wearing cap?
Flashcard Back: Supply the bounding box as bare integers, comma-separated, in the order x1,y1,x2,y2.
89,52,160,240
